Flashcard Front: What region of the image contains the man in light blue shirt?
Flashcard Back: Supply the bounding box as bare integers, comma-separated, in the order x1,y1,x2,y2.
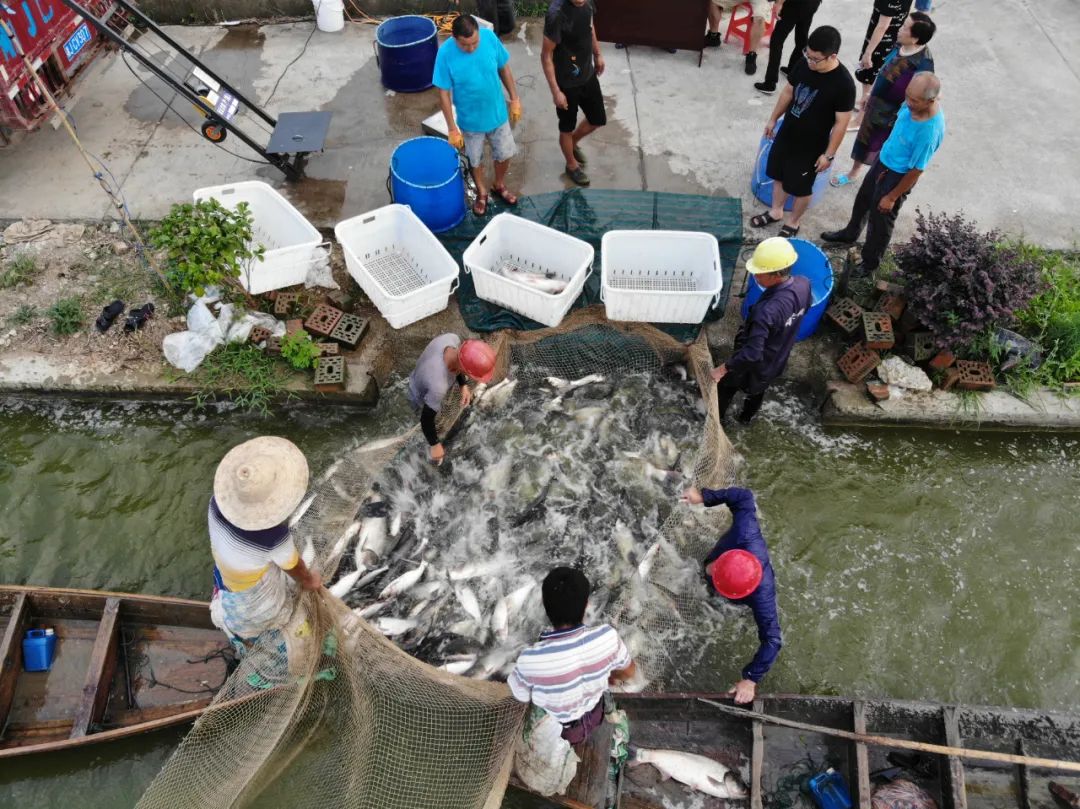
434,15,522,217
821,72,945,275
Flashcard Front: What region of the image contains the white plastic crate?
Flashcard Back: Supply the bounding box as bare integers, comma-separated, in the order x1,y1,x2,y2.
193,181,324,295
601,230,723,323
335,204,460,329
462,214,594,328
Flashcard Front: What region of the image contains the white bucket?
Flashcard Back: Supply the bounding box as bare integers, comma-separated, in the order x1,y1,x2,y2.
314,0,345,33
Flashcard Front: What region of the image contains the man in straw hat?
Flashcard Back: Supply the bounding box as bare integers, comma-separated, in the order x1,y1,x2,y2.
711,237,811,423
209,436,322,650
409,334,497,465
679,485,781,705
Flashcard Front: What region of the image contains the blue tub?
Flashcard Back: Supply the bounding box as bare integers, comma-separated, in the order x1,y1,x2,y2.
375,16,438,93
741,237,834,341
390,137,467,233
751,116,832,212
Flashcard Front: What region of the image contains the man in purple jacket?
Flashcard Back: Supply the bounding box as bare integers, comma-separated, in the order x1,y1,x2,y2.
712,237,811,422
681,485,781,704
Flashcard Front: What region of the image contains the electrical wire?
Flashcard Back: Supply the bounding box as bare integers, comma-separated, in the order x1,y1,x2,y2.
264,10,320,106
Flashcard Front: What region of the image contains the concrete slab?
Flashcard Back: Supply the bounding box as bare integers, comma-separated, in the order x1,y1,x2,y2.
0,2,1076,248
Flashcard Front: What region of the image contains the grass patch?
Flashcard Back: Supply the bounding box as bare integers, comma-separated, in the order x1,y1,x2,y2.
178,342,292,415
46,297,84,336
91,258,150,308
1010,247,1080,390
0,253,38,289
514,1,549,14
8,304,38,326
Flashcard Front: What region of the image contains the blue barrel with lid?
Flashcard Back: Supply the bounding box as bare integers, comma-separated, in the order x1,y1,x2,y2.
375,16,438,93
23,628,57,672
741,237,834,341
751,115,832,211
389,137,467,233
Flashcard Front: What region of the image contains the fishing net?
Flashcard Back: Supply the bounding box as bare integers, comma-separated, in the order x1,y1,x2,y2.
138,308,739,809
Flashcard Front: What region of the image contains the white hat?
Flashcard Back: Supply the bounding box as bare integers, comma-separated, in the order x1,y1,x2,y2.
213,437,309,530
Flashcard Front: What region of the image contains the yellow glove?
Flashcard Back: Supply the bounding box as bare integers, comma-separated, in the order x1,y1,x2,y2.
448,129,464,150
509,99,522,125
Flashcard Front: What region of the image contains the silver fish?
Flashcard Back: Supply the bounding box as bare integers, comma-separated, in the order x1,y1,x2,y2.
355,600,389,619
329,568,362,599
478,379,518,411
630,749,747,799
288,494,316,528
355,513,391,569
301,537,316,568
354,565,390,590
331,521,361,559
438,654,478,675
379,561,428,600
571,406,605,429
473,646,515,679
375,617,418,637
409,580,446,601
319,457,343,484
455,584,483,623
636,541,661,582
501,265,568,294
544,373,605,393
449,559,505,582
491,581,536,641
389,512,403,537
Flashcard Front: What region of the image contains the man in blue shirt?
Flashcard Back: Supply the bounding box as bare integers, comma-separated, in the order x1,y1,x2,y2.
434,15,523,217
821,72,945,275
681,485,782,705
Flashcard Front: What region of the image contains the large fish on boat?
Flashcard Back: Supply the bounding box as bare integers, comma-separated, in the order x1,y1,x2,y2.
631,748,748,799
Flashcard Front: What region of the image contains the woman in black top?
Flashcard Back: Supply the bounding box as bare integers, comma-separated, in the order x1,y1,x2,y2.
852,0,913,121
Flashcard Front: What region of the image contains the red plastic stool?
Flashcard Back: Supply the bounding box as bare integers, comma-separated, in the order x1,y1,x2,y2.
725,2,778,54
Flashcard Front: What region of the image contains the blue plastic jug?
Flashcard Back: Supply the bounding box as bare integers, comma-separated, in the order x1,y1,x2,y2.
23,628,57,672
808,769,853,809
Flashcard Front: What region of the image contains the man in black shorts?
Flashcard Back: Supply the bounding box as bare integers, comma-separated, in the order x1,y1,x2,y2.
750,26,855,238
542,0,606,187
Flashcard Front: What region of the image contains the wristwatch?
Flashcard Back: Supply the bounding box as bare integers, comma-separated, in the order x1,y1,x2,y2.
825,155,836,161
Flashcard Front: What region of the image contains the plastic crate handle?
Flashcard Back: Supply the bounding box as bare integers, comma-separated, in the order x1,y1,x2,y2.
450,275,460,295
219,187,236,196
372,39,380,68
711,259,722,308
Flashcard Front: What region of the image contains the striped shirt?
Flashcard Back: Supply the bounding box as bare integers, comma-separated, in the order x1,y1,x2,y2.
208,497,298,592
508,624,631,723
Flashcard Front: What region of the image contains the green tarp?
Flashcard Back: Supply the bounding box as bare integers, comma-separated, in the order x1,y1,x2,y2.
437,189,742,340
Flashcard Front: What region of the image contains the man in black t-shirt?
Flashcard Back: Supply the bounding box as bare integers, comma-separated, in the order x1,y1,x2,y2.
750,26,855,238
541,0,606,187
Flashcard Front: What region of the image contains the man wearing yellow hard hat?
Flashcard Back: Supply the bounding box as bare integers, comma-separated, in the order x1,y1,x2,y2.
711,237,812,422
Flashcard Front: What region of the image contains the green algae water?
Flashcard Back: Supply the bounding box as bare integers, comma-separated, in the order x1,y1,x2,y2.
1,387,1078,807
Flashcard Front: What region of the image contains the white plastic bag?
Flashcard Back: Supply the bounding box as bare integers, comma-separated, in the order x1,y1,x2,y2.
163,330,222,373
304,246,338,290
512,708,579,796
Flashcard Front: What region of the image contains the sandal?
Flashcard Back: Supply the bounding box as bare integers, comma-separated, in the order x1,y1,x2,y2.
830,174,853,188
472,194,489,216
491,185,518,206
779,224,800,238
750,211,783,228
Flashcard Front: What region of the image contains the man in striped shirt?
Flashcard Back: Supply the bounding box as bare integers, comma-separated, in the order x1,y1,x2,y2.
508,567,637,743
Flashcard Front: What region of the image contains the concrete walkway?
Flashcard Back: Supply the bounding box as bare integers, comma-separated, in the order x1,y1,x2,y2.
0,0,1078,247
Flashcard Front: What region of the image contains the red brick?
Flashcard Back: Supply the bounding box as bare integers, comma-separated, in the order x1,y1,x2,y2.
955,360,995,391
939,367,962,391
928,350,955,370
826,297,864,336
875,280,905,296
907,331,935,362
274,291,301,315
837,342,881,384
876,293,906,322
285,319,304,335
304,304,344,338
249,326,270,345
866,381,890,401
862,311,895,351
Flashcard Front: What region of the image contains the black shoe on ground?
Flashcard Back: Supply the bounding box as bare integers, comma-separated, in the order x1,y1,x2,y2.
566,165,590,187
851,263,875,278
820,229,858,244
95,300,125,333
753,81,776,94
780,65,790,76
745,51,758,75
704,31,721,48
124,302,155,332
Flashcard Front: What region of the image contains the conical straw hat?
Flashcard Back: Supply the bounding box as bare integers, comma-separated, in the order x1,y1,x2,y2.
213,436,309,530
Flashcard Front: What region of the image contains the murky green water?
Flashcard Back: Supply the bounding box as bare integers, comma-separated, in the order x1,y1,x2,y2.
1,387,1078,806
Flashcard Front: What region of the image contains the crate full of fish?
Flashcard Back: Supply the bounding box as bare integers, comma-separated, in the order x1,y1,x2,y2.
601,230,723,324
336,204,461,329
462,214,594,328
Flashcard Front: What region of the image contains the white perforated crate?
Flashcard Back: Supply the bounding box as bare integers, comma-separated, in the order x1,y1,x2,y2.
335,204,460,329
462,214,593,328
601,230,723,323
193,181,324,295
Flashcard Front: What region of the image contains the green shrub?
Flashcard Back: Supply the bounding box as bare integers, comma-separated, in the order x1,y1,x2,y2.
46,297,83,335
180,342,290,414
8,304,37,326
279,329,322,370
148,199,265,298
0,253,38,289
1013,249,1080,386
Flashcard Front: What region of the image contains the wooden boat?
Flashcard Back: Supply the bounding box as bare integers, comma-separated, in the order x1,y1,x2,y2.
510,693,1080,809
0,584,232,758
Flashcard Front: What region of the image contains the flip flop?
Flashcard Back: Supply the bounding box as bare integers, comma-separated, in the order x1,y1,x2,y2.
491,185,518,206
750,211,783,228
779,224,800,238
830,174,853,188
472,194,489,216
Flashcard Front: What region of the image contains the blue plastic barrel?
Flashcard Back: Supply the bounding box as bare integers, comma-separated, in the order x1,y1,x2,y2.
741,237,834,341
375,16,438,93
751,116,832,212
23,629,57,672
390,137,467,233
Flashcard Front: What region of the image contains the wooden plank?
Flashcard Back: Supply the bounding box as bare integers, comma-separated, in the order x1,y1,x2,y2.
0,592,30,733
751,698,765,809
69,597,121,739
0,586,213,629
853,701,872,809
942,706,968,809
562,719,614,809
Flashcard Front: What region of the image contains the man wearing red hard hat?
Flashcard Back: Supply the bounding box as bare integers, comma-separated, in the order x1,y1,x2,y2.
408,334,496,464
681,485,782,705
